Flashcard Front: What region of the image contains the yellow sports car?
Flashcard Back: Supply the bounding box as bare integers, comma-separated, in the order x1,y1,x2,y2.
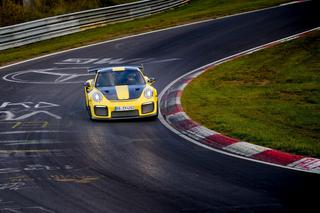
84,66,158,120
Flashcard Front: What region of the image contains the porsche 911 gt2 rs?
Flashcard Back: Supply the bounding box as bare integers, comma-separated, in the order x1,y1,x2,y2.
84,66,158,120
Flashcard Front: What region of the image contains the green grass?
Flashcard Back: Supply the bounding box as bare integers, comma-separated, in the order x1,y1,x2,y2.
0,0,290,66
182,31,320,158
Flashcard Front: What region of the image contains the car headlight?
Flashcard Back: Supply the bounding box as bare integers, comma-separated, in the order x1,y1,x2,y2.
92,92,103,102
144,88,153,99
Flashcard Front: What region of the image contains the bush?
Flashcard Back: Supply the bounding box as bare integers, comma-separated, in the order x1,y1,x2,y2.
0,0,136,27
0,0,25,26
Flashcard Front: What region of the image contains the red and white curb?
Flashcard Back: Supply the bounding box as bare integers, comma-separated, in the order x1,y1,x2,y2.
159,27,320,174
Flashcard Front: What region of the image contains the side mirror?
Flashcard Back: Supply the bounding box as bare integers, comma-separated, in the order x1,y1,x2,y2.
84,79,93,87
148,77,156,85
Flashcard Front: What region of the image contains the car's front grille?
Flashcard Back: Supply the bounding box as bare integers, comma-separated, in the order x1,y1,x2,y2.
142,103,154,114
111,110,139,118
94,106,108,116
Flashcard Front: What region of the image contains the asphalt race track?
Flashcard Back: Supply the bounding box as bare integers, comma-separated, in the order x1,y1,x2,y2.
0,1,319,212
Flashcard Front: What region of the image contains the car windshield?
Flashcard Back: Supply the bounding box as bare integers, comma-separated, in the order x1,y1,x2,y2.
95,69,146,87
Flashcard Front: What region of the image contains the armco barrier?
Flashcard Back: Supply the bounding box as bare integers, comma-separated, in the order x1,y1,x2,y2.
0,0,189,50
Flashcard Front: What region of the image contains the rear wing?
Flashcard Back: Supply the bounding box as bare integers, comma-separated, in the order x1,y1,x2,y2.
87,67,103,73
87,64,144,73
137,64,144,73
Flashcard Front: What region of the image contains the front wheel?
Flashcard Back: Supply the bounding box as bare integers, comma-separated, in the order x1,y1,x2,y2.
149,114,158,120
146,107,158,121
86,106,93,120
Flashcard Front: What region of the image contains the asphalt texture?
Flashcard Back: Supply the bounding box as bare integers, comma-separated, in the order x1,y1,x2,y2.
0,1,319,213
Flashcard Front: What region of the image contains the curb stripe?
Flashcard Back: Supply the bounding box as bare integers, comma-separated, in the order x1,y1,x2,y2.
166,112,189,122
252,150,303,166
173,119,199,131
203,134,239,147
223,142,270,157
188,126,217,138
165,104,183,115
287,157,320,170
166,96,181,108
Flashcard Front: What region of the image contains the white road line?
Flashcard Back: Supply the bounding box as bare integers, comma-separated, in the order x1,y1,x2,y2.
1,140,60,146
0,130,67,135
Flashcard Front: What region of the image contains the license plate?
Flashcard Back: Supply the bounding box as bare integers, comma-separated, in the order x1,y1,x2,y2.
115,106,135,111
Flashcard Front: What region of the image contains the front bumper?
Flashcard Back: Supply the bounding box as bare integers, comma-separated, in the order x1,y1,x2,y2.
88,99,158,120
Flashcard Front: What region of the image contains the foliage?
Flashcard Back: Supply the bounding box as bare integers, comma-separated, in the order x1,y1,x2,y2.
0,0,136,27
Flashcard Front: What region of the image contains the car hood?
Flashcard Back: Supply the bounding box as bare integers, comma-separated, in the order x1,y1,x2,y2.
98,85,145,100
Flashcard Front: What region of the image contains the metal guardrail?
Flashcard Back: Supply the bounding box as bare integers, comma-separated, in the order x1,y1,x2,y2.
0,0,189,50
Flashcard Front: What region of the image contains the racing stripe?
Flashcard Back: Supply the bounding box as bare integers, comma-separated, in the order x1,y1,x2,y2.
115,85,129,100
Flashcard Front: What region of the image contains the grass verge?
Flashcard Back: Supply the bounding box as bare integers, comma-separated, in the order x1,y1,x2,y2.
0,0,290,66
181,31,320,158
